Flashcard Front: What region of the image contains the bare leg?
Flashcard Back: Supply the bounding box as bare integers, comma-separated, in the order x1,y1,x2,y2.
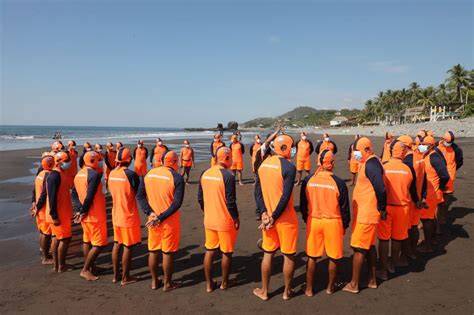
253,252,274,301
282,254,295,300
367,246,378,289
343,251,365,294
163,252,180,291
204,249,216,292
305,256,317,297
419,219,434,252
238,171,243,185
377,240,389,280
80,246,102,281
112,243,121,283
40,234,53,264
327,258,338,294
82,242,91,261
350,173,356,186
51,237,59,272
58,238,72,272
220,253,233,289
121,245,137,285
391,240,402,268
148,251,159,289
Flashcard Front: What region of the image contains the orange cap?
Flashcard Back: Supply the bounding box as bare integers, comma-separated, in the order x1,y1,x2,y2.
422,136,436,146
274,134,294,158
390,140,406,159
41,155,55,171
83,151,99,169
163,150,179,171
397,135,413,148
417,130,427,138
106,142,114,149
54,151,70,165
231,134,238,141
214,133,221,140
83,142,92,150
95,143,103,151
385,132,393,141
355,136,373,152
68,140,76,148
51,141,64,152
216,146,232,168
318,150,335,170
427,130,434,137
116,147,132,163
442,131,454,143
323,133,329,138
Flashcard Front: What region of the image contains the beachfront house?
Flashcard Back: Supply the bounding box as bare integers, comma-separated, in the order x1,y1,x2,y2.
401,106,429,123
430,104,462,121
330,116,348,127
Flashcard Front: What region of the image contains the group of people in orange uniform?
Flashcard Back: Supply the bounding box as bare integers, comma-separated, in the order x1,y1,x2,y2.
29,127,463,300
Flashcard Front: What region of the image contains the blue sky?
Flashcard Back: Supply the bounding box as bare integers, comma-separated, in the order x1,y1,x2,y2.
1,0,472,128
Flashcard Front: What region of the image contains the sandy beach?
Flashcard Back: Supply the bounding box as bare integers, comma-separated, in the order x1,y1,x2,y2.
0,134,472,314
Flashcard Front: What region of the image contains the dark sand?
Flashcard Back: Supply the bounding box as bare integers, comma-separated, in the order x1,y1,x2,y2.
0,135,472,314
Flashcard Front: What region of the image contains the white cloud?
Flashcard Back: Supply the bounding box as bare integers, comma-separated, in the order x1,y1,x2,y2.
342,97,353,103
268,35,281,44
369,61,409,73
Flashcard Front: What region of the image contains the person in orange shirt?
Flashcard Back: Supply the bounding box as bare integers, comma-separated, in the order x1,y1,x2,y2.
30,153,55,265
150,138,169,168
104,142,117,188
343,137,386,294
300,150,350,296
180,139,194,185
380,132,394,163
210,133,226,166
294,132,314,186
397,135,427,261
79,142,93,169
44,151,74,272
347,134,361,186
66,140,78,186
436,131,463,234
108,147,142,285
417,136,450,253
376,140,419,280
198,147,240,292
71,151,108,281
314,133,338,155
94,143,105,176
229,134,245,185
253,134,298,301
249,135,263,184
133,140,148,177
51,141,65,154
137,150,185,291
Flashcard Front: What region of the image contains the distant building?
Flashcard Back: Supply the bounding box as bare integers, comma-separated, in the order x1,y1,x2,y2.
430,104,462,122
330,116,348,127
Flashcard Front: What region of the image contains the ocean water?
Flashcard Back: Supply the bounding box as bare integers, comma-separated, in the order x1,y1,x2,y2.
0,125,262,162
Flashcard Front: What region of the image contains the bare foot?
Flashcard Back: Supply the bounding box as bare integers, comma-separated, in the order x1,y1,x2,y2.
367,282,378,289
151,278,160,290
220,278,237,290
376,270,388,281
304,287,314,297
253,288,269,301
121,276,139,286
206,280,218,293
283,288,294,301
164,281,182,292
112,275,121,283
58,264,74,272
342,283,359,294
239,182,244,186
80,270,99,281
41,258,54,265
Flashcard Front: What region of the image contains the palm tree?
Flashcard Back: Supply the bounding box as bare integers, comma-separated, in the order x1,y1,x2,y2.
446,64,469,103
436,83,449,106
417,89,435,109
409,82,420,106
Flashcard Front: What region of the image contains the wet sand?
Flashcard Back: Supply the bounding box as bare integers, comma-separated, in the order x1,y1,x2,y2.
0,135,473,314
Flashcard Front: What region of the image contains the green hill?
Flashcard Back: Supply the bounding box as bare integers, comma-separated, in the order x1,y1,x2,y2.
242,106,361,128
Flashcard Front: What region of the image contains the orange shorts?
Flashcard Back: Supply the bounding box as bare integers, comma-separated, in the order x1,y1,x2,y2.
231,160,243,171
82,221,108,246
296,159,311,172
378,205,409,241
36,216,51,235
205,228,238,253
148,226,180,253
306,217,343,259
420,193,443,220
349,161,359,174
181,160,193,168
262,221,298,254
51,221,72,240
350,222,377,250
113,225,141,246
409,202,421,227
134,164,147,177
